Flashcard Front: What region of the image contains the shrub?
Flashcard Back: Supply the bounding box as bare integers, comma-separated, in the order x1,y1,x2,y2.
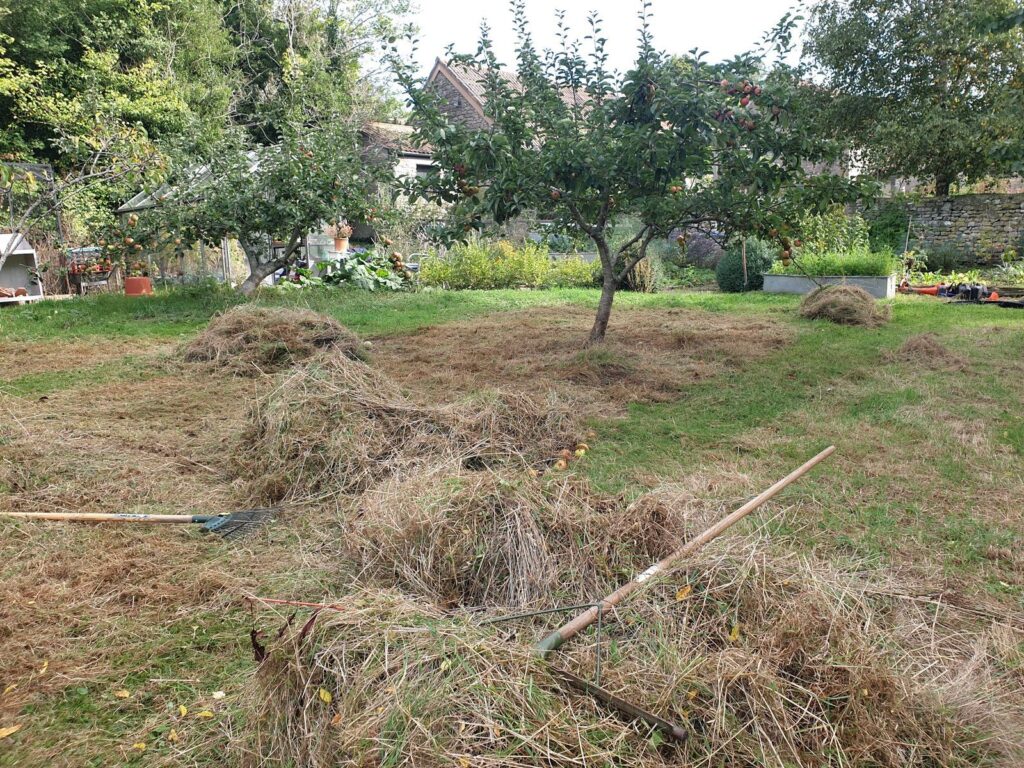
769,247,898,277
544,256,599,288
679,230,726,268
418,240,549,289
317,249,409,291
922,244,969,273
621,256,664,293
419,240,596,290
662,262,716,288
798,208,870,256
715,238,774,292
867,200,911,252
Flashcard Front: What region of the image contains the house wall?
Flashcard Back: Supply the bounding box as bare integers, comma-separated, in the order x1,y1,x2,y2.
0,253,43,296
394,155,432,180
430,70,489,130
895,194,1024,262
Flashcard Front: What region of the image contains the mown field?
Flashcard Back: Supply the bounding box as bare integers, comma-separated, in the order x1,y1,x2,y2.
1,286,1022,767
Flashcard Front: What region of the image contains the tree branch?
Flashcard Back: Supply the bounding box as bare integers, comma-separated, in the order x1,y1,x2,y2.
615,227,659,284
564,199,598,238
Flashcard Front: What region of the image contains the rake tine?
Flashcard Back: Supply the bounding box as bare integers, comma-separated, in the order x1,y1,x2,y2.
203,507,279,539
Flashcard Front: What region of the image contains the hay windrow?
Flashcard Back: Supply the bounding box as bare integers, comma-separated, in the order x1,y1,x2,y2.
887,333,968,370
248,590,664,768
799,285,891,327
234,355,583,503
182,305,364,375
247,547,1024,768
344,467,693,609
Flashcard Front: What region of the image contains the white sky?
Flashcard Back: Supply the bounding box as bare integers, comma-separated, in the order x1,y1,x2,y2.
409,0,803,75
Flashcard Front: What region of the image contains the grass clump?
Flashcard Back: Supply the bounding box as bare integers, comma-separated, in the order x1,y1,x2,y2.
799,285,891,327
182,305,364,375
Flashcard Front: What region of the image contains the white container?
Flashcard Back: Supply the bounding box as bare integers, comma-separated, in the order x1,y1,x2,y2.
761,273,896,299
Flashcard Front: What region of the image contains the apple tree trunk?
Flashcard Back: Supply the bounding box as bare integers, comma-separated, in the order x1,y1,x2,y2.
238,260,283,295
588,276,617,345
238,236,287,296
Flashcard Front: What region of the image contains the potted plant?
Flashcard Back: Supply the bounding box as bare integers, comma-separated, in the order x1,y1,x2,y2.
123,259,153,296
326,222,353,254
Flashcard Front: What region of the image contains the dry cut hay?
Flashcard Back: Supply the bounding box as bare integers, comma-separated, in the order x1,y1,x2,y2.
182,305,364,375
799,285,891,327
243,546,1024,768
234,355,582,503
246,589,672,768
344,466,693,609
558,540,1024,768
887,333,968,371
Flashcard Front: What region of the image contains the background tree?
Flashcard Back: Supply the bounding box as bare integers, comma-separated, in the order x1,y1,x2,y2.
142,122,390,294
390,4,864,344
804,0,1024,196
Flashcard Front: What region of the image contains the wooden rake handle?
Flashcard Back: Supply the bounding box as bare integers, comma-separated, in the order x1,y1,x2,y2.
1,511,211,524
536,445,836,656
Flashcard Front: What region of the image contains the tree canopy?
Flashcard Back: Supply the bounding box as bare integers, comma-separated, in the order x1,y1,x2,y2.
804,0,1024,195
0,0,407,247
391,4,865,343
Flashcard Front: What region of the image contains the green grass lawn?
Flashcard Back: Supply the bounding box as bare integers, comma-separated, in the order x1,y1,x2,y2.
1,285,1021,766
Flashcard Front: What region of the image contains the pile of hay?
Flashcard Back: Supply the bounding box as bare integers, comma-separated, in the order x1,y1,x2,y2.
345,467,692,608
249,590,655,768
246,548,1024,768
234,355,582,503
182,305,364,375
799,285,891,327
887,333,968,371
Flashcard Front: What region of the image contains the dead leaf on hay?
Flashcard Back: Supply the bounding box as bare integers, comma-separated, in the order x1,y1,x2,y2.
233,355,583,503
182,305,364,375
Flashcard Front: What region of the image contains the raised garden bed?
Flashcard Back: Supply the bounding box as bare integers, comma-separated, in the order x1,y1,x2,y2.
762,273,896,299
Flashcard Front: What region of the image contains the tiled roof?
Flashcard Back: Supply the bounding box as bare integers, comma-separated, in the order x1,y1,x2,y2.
442,60,587,111
361,122,432,156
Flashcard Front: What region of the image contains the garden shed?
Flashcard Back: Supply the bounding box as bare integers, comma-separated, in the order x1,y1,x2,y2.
0,233,45,304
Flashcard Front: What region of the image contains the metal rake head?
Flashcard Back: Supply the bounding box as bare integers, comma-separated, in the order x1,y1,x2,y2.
202,507,279,539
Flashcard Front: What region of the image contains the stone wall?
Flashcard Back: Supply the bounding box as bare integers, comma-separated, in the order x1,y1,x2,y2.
899,194,1024,262
429,71,489,131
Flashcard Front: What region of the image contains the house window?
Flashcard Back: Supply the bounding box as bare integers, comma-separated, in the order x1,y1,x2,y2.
415,164,433,178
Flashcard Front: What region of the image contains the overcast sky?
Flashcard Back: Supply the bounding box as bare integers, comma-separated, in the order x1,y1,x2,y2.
408,0,804,75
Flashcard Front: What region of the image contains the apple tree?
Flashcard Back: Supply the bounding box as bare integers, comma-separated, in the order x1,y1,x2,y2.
141,122,390,294
804,0,1024,195
389,3,867,344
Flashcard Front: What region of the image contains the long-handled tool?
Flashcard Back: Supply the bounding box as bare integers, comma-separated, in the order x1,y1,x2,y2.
529,446,836,742
1,508,278,539
536,445,835,657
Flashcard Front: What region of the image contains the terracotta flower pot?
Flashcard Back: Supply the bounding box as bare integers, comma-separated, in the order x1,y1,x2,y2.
333,237,350,254
124,276,154,296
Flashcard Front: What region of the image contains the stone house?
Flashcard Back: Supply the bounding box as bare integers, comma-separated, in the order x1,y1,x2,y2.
426,57,586,129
